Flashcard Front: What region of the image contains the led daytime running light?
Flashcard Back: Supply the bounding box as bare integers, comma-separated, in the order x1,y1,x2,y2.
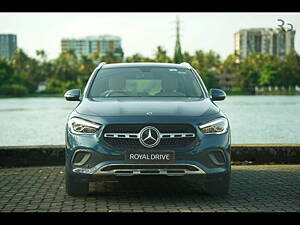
68,117,101,135
199,118,228,134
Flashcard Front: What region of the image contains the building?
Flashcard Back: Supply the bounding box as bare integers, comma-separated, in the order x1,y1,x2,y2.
234,28,296,59
0,34,17,60
61,35,123,59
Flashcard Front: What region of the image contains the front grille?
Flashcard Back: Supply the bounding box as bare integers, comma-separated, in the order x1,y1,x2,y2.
104,124,195,133
102,124,198,150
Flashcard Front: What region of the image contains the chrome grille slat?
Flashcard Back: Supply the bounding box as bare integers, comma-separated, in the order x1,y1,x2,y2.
104,133,140,139
103,124,197,149
104,132,195,139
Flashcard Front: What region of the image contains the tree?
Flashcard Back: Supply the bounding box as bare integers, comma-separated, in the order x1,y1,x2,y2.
125,53,153,62
45,49,81,93
221,54,240,74
154,46,172,63
100,50,123,64
278,51,300,90
1,45,300,97
35,49,54,83
77,54,97,88
0,55,29,96
0,56,13,84
258,55,280,88
9,49,40,93
190,50,221,89
237,53,262,94
36,50,47,61
182,51,194,64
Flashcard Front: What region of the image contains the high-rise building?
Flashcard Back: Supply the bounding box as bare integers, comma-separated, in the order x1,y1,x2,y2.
234,28,296,59
61,35,123,59
0,34,17,60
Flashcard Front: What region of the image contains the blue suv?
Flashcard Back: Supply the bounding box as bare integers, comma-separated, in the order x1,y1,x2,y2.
64,62,231,196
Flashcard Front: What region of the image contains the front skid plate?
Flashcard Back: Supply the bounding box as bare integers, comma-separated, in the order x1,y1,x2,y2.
72,163,206,176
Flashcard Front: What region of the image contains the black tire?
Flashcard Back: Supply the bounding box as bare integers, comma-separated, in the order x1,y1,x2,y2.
203,173,231,196
65,172,89,196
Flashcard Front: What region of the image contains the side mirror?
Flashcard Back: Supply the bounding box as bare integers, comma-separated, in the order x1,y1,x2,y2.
64,89,81,101
210,88,226,101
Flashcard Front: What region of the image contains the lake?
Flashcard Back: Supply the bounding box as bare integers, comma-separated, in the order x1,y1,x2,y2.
0,95,299,146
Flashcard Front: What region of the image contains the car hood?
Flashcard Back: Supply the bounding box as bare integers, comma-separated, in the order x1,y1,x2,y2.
75,97,220,117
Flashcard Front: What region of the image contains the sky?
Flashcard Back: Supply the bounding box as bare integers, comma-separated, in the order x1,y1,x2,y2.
0,12,300,60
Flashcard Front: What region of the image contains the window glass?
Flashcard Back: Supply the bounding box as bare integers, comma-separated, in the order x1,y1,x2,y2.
89,66,204,98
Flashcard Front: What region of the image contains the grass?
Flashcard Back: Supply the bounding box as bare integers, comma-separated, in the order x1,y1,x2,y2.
0,93,63,98
255,91,300,95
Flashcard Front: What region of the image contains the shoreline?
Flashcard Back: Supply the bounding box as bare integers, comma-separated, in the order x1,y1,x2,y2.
1,92,300,98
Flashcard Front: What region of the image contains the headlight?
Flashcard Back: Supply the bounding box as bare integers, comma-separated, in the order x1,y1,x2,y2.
199,118,228,134
68,117,102,135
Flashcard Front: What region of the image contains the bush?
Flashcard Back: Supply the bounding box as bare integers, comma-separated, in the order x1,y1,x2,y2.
43,79,64,94
0,84,29,96
226,87,249,95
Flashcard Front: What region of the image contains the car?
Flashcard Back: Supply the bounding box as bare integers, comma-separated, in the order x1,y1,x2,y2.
64,62,231,196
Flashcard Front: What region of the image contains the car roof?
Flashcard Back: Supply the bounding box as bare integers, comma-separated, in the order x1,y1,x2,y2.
101,62,191,69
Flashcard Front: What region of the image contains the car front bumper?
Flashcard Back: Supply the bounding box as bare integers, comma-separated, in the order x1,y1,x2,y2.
65,126,231,182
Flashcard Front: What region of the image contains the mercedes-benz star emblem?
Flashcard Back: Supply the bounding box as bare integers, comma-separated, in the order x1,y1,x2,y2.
139,126,161,148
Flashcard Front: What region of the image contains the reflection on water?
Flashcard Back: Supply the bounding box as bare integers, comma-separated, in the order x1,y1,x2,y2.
0,98,78,146
0,96,299,146
215,95,300,144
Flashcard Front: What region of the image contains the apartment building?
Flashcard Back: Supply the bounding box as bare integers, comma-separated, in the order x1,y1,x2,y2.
0,34,17,60
61,35,123,58
234,28,296,59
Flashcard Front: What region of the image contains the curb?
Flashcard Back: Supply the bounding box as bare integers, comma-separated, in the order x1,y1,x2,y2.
0,144,300,167
0,145,65,167
230,144,300,165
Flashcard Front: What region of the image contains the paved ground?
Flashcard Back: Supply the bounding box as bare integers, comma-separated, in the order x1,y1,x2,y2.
0,165,300,212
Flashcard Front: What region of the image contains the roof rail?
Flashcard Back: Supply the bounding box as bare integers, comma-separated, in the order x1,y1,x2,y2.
180,62,192,69
96,62,106,69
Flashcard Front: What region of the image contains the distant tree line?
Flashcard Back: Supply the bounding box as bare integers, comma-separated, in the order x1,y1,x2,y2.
0,46,300,96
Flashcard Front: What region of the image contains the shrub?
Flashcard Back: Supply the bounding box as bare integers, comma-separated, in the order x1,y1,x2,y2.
0,84,29,96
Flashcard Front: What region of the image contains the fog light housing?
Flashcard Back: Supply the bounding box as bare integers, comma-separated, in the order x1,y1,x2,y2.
208,150,226,166
72,150,91,167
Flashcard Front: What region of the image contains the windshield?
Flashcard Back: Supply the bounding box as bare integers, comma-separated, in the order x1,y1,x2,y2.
88,66,204,98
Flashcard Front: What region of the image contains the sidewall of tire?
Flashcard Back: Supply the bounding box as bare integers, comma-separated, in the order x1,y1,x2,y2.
65,171,89,196
203,172,231,196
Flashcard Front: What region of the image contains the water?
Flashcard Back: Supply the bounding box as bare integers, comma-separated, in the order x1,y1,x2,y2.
216,96,300,144
0,96,299,146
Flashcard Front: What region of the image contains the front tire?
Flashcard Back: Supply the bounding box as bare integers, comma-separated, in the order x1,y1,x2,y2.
65,172,89,196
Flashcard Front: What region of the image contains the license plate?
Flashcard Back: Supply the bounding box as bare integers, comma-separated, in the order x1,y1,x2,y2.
125,150,175,164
